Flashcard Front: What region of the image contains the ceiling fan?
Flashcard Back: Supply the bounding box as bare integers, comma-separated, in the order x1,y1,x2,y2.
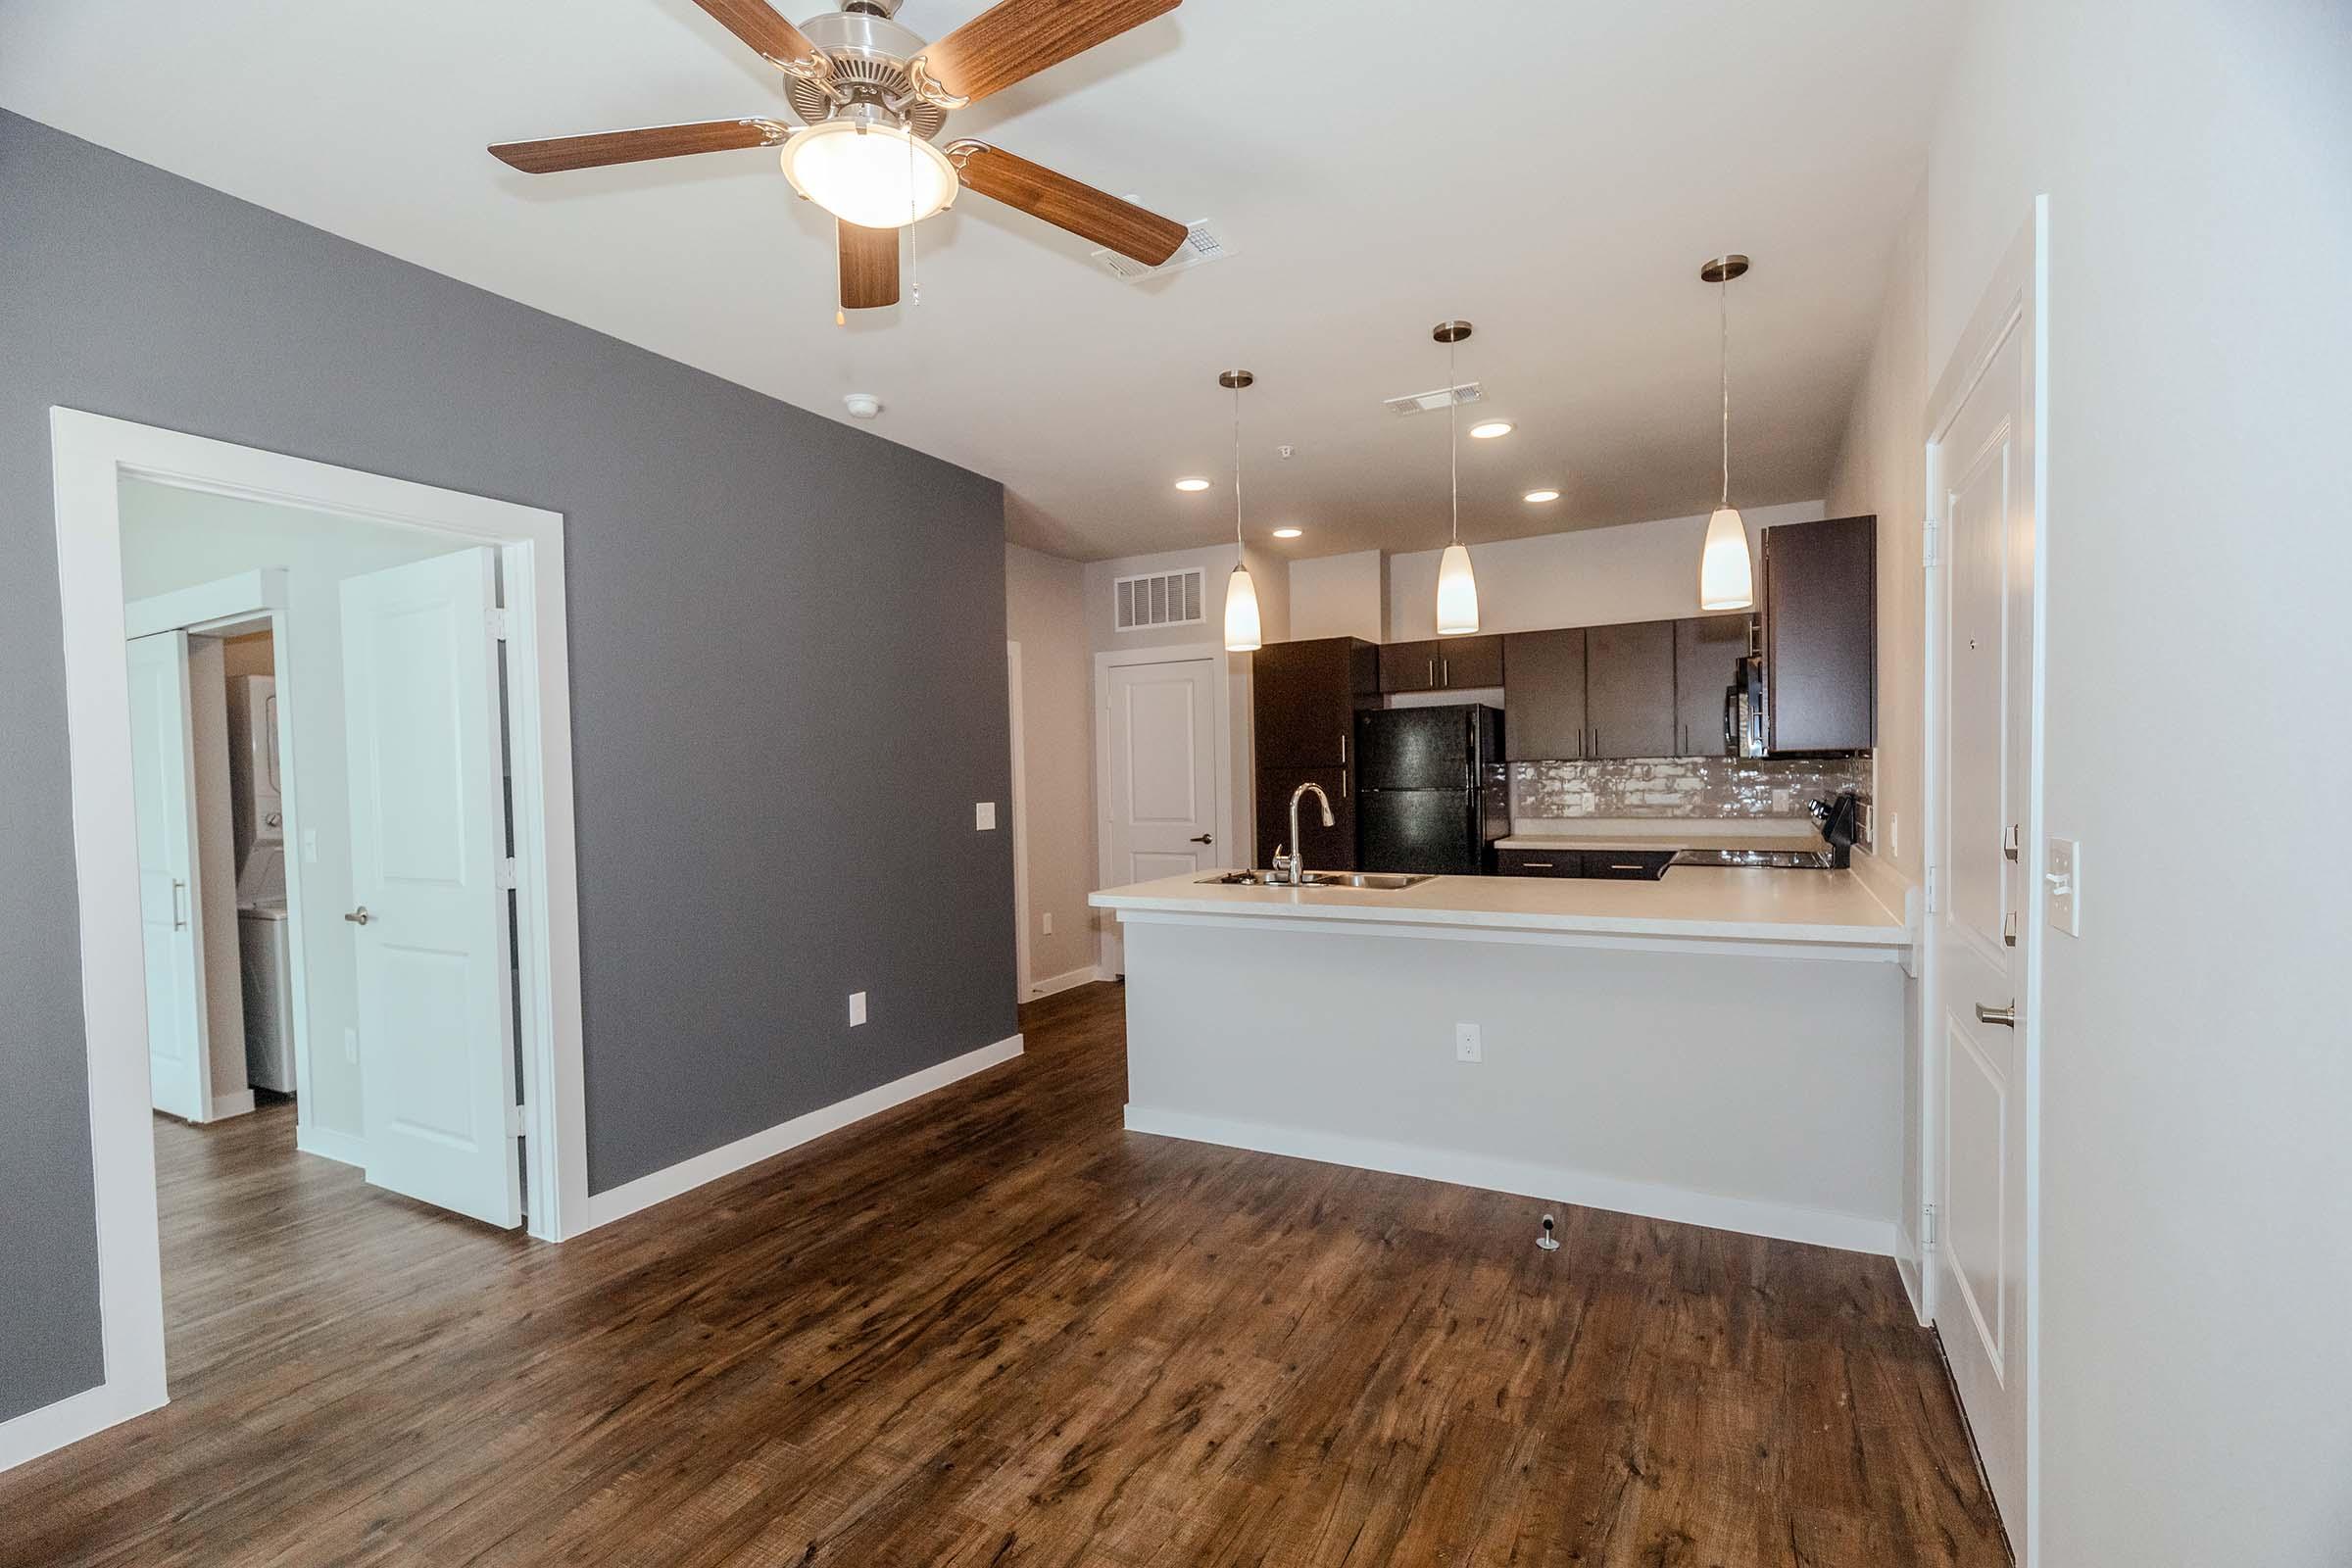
490,0,1190,311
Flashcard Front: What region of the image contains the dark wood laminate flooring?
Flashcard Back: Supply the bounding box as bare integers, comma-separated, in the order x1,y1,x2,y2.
2,983,2009,1566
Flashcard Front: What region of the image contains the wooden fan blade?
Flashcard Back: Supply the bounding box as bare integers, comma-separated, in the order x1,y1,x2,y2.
918,0,1179,104
839,220,902,310
490,119,788,173
689,0,826,69
949,142,1186,266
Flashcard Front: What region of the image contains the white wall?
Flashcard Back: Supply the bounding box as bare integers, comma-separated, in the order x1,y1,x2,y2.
1843,4,2352,1560
1287,549,1386,642
1385,500,1826,640
119,479,470,1143
1004,543,1100,989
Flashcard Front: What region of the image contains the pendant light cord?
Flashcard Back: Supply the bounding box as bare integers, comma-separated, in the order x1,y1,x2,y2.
1232,381,1245,551
1447,333,1460,545
1719,277,1730,509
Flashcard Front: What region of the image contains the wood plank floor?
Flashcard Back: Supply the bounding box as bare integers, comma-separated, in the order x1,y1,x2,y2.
2,983,2008,1566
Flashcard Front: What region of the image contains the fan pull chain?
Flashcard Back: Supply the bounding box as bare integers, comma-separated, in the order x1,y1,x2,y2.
906,122,921,308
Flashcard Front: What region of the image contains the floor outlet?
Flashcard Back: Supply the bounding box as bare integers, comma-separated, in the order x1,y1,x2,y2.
849,991,867,1027
1454,1022,1482,1063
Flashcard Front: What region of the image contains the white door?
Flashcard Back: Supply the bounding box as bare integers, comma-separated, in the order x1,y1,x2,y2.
126,630,214,1123
1934,298,2036,1525
1102,659,1219,969
340,548,521,1228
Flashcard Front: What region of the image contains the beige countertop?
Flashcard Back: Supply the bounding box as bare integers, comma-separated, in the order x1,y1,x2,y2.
1091,867,1908,952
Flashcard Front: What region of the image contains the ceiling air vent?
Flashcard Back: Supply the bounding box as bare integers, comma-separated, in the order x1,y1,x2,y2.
1113,568,1205,632
1092,220,1233,281
1384,381,1485,416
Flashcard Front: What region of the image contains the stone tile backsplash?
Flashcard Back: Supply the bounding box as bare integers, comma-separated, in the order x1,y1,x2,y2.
1509,756,1872,833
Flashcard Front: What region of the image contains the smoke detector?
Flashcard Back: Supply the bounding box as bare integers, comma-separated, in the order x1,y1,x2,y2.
844,393,883,419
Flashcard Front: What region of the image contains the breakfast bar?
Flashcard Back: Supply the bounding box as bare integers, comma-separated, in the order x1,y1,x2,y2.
1091,866,1912,1254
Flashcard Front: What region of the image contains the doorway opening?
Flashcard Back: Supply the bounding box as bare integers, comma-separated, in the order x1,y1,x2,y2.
38,410,592,1465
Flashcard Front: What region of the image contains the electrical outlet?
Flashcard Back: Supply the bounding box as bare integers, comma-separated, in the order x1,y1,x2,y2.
1454,1022,1482,1063
975,802,996,830
343,1026,359,1063
849,992,867,1027
1041,911,1054,936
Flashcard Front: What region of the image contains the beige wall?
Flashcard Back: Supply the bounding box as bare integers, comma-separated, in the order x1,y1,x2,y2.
1288,549,1386,642
1828,182,1931,894
1004,542,1099,989
1841,4,2352,1559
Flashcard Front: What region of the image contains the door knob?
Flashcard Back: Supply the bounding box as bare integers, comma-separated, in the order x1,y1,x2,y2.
344,906,371,926
1975,1002,2017,1027
1189,834,1212,844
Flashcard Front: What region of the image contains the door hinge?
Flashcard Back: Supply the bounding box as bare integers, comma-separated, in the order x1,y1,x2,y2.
1923,1202,1937,1248
507,1101,529,1139
497,857,519,890
486,608,512,639
1921,517,1940,568
1924,864,1939,912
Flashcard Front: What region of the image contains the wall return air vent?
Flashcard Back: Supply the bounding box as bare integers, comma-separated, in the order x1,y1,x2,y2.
1092,220,1233,281
1113,568,1205,632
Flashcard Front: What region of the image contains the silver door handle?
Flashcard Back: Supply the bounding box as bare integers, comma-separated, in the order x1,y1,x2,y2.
1442,657,1449,687
171,878,187,931
1427,657,1435,687
1975,1002,2017,1027
1189,834,1212,844
345,906,371,926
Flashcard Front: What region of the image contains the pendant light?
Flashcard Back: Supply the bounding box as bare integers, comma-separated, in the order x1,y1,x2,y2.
1431,320,1481,635
1697,253,1755,611
1219,369,1263,653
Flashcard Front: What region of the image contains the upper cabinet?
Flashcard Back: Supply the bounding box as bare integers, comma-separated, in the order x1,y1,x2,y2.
1502,628,1587,761
1674,614,1752,758
1378,635,1504,694
1583,619,1678,760
1251,636,1378,769
1762,515,1876,754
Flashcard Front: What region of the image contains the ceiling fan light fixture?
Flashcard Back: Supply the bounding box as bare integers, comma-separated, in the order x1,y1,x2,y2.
779,118,957,230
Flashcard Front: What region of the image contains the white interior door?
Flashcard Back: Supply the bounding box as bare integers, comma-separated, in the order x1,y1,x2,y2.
1102,658,1219,970
1934,307,2034,1525
340,548,520,1228
127,630,213,1123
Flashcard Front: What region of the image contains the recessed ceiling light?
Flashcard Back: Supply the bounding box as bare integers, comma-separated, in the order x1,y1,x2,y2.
1469,420,1514,440
1523,488,1561,504
1272,527,1303,539
1174,476,1211,492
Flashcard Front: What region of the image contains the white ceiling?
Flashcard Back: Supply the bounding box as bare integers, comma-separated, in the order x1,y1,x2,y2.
0,0,1959,563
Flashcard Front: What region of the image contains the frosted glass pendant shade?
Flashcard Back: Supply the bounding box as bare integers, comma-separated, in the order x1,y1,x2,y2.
1223,563,1262,652
1698,506,1754,611
1435,542,1481,635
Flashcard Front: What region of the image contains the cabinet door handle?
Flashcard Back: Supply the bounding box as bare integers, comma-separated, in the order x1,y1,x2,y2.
1427,657,1436,687
1681,722,1689,755
1340,733,1347,764
1520,860,1553,868
1442,657,1449,687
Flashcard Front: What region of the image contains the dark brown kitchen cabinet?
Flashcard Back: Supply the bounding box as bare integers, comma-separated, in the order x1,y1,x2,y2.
1762,515,1876,754
1251,636,1377,769
1674,613,1752,758
1254,766,1357,872
1494,847,1582,878
1583,619,1678,759
1501,628,1588,760
1378,636,1504,694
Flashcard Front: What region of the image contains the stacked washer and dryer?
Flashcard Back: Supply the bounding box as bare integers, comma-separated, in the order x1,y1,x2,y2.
225,673,295,1096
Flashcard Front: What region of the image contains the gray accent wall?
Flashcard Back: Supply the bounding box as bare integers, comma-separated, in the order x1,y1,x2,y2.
0,111,1017,1424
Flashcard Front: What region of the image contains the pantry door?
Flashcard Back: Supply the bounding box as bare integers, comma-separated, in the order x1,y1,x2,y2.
126,629,214,1124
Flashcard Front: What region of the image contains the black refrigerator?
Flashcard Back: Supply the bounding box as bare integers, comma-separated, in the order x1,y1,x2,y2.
1353,706,1509,874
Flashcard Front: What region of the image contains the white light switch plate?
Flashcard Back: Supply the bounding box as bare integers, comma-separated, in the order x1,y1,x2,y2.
849,991,867,1026
975,802,996,830
1041,911,1054,936
2046,837,2082,937
1454,1022,1482,1063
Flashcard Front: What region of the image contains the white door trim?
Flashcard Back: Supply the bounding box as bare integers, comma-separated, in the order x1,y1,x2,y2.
1006,640,1033,1004
36,408,592,1466
1919,198,2047,1565
1091,640,1235,975
124,572,324,1139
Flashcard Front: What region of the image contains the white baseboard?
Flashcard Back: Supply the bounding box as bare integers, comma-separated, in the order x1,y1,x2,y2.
0,1377,167,1475
1123,1105,1897,1257
294,1124,368,1168
202,1090,256,1121
1026,964,1108,1001
582,1033,1025,1233
1894,1223,1927,1323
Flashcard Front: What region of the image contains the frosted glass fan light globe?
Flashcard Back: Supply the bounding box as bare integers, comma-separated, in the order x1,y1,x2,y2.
779,121,957,230
1698,506,1754,610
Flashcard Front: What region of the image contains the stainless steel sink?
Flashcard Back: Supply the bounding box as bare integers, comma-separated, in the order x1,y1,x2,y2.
1196,871,1433,890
